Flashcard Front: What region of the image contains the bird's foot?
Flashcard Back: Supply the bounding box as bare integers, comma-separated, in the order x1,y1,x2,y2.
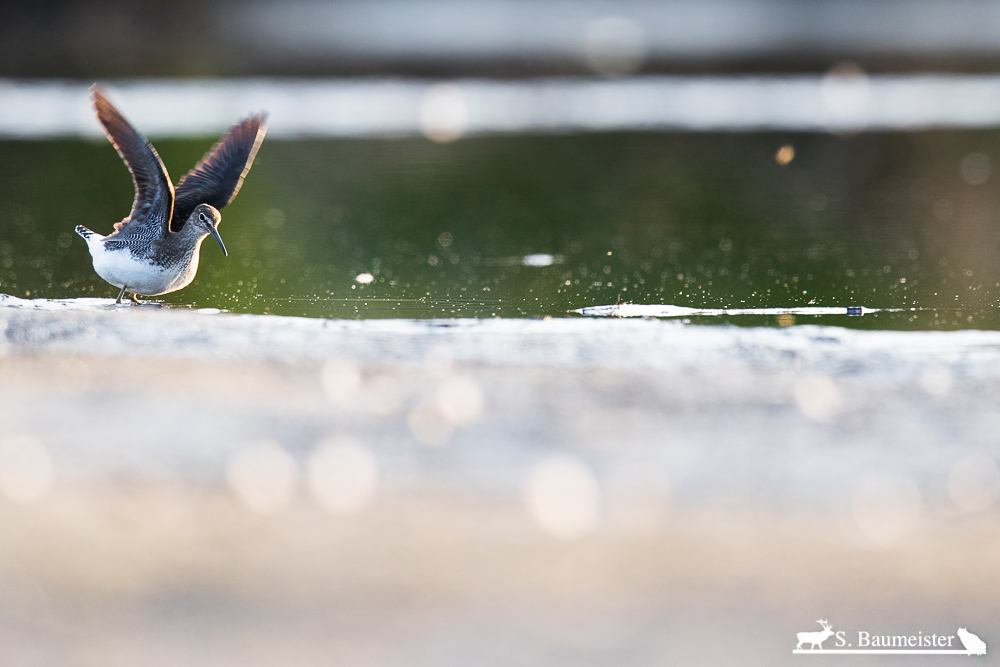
129,293,142,304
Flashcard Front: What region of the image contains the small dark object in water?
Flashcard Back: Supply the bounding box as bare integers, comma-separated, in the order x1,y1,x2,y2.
846,306,863,316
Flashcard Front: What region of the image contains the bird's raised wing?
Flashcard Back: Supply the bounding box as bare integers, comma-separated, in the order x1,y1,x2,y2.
170,113,267,232
91,85,174,240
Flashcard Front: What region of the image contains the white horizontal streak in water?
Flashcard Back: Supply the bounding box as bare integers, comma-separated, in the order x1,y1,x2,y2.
576,304,901,318
4,76,1000,139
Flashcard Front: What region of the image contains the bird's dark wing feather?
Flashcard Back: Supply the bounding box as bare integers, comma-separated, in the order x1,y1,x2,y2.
91,85,173,240
171,114,267,232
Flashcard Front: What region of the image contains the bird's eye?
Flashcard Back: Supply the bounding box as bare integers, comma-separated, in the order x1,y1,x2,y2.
199,213,207,222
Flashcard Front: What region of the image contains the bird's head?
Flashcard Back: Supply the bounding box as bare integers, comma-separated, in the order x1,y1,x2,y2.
189,204,226,256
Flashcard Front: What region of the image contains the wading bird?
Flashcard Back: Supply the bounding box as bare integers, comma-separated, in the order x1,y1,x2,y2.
76,85,267,303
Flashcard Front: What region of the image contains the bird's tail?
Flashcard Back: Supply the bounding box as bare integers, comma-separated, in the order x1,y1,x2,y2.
75,225,97,240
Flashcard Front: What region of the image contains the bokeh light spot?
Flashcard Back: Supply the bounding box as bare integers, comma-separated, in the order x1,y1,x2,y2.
852,474,922,547
308,439,378,514
919,364,953,396
365,375,402,416
584,17,647,76
407,403,454,446
0,435,53,504
525,454,601,539
420,84,468,143
321,359,362,408
948,454,1000,512
960,152,991,185
793,375,841,422
227,441,298,514
775,145,795,165
821,61,870,127
435,376,484,425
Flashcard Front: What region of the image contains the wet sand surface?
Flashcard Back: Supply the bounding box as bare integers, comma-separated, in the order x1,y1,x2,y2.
1,296,998,665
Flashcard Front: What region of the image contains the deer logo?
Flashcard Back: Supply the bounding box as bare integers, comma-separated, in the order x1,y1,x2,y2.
796,620,834,650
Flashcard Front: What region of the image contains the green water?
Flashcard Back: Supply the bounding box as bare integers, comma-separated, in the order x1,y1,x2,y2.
2,131,1000,328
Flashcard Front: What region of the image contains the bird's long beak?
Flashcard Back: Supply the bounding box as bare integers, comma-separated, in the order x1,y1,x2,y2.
209,226,228,257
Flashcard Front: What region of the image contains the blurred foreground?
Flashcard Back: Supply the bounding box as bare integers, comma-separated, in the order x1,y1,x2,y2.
0,300,997,664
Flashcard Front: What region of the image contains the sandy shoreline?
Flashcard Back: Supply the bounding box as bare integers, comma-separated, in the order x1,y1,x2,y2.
1,295,998,665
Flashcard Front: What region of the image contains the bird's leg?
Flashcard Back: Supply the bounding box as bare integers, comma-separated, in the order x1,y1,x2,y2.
115,285,127,304
129,292,141,304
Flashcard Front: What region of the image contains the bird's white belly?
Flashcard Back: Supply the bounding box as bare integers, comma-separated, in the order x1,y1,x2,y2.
90,243,197,296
